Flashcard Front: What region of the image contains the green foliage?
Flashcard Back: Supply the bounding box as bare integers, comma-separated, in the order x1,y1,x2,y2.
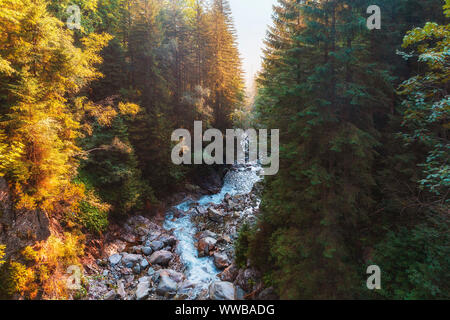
370,216,450,299
235,223,253,268
77,200,108,234
247,0,449,300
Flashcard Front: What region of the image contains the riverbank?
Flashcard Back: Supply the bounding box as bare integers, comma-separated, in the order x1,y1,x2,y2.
83,164,276,300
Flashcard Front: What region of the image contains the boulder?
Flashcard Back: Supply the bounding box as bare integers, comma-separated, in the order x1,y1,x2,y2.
150,241,164,251
133,264,141,274
158,269,184,283
140,258,149,269
141,247,153,256
235,268,260,292
121,253,142,266
197,230,217,240
178,280,196,294
135,280,150,300
149,250,173,266
157,275,177,296
219,264,238,282
197,237,217,257
213,252,231,269
209,281,235,300
208,208,225,223
120,232,136,243
108,254,122,266
117,280,127,299
160,235,177,247
104,290,116,300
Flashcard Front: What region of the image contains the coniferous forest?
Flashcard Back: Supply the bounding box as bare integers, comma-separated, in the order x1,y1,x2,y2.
0,0,448,301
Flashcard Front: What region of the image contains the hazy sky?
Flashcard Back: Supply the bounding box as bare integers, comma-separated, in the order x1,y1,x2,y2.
228,0,277,89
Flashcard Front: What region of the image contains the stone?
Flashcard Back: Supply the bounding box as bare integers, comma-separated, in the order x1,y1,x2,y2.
133,264,141,274
235,268,260,292
160,235,177,247
197,237,217,257
156,275,178,296
120,232,136,243
158,269,184,283
209,281,235,300
208,208,225,223
140,258,149,269
213,252,231,269
117,280,127,299
219,264,238,282
130,246,142,254
142,247,153,256
135,280,150,300
121,268,132,275
121,253,142,265
149,250,173,266
150,241,164,251
197,230,217,239
235,286,246,300
147,267,156,277
108,254,122,266
104,290,116,300
178,280,196,294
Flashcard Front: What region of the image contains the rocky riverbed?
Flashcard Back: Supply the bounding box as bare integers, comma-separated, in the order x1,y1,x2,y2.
83,165,277,300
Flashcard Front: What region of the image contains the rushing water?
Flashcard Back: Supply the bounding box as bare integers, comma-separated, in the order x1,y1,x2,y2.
163,165,261,297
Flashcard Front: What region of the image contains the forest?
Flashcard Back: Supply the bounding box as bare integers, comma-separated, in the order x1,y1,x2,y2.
0,0,448,300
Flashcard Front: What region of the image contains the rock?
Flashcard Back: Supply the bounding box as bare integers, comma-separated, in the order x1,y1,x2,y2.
178,280,196,294
219,264,238,282
120,232,136,243
235,286,246,300
208,208,225,223
258,287,278,300
117,280,127,299
135,280,150,300
120,268,132,275
142,247,153,256
149,250,173,266
158,269,184,283
130,246,142,254
108,254,122,266
138,276,151,283
0,178,51,260
197,230,217,240
235,268,260,292
147,267,156,277
104,290,116,300
121,253,142,266
150,241,164,251
209,281,235,300
213,252,231,269
197,237,217,257
103,240,127,257
157,275,178,296
140,258,149,269
133,264,141,274
160,235,177,247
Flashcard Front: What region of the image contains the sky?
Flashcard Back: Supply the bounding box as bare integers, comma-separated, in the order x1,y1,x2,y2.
228,0,277,90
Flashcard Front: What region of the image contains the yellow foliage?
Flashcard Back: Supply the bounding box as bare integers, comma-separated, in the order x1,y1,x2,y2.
0,0,111,212
0,244,5,266
9,233,86,299
118,102,141,117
